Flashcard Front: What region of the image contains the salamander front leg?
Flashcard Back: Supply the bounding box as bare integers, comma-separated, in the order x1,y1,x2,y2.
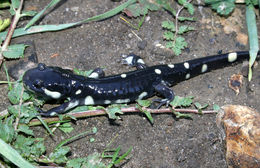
153,83,175,108
39,100,79,117
88,68,105,79
122,53,147,70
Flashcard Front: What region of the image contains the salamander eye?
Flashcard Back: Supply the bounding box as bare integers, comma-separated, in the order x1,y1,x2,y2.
33,79,43,89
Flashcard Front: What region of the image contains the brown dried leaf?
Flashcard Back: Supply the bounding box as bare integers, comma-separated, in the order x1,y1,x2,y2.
228,74,243,95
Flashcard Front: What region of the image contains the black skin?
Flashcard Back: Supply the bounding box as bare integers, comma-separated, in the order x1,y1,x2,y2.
22,51,259,117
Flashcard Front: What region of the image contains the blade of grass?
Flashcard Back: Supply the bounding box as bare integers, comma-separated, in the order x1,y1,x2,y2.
246,4,259,81
3,62,12,90
0,139,35,168
55,131,91,150
24,0,61,30
36,115,54,136
0,0,137,41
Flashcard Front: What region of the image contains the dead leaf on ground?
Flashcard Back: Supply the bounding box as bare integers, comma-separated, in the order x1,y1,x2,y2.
228,74,243,95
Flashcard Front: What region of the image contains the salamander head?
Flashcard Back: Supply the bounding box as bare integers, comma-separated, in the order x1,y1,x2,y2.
23,63,71,99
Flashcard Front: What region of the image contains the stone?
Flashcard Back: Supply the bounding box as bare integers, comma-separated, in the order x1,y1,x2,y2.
216,105,260,168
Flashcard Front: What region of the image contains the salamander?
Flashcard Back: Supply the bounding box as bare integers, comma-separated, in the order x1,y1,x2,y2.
22,51,260,117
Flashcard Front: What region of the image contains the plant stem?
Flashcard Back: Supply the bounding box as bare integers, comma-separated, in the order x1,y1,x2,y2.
0,0,24,67
28,107,217,126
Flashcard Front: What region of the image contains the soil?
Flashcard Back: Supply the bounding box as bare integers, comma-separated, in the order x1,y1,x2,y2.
0,0,260,167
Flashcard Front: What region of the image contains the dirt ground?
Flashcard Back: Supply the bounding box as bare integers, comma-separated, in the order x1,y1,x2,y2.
0,0,260,167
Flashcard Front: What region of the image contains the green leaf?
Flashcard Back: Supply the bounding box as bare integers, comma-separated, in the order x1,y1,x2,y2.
67,158,85,168
92,127,98,134
17,125,34,136
163,31,174,40
156,0,176,16
0,139,35,168
73,68,93,77
206,0,235,15
0,18,11,32
170,96,193,108
166,36,188,56
194,102,208,109
143,110,153,123
67,158,87,168
178,0,194,15
162,20,175,31
213,104,220,111
1,44,28,59
14,135,45,160
8,82,31,104
0,117,15,143
49,146,70,164
106,105,123,120
89,137,95,142
11,0,20,9
21,11,37,17
25,0,61,29
0,0,11,8
59,123,74,133
178,25,195,34
185,3,194,15
136,99,151,107
124,0,159,17
136,104,153,124
174,111,192,119
246,4,259,81
178,16,195,21
245,0,259,5
125,3,147,17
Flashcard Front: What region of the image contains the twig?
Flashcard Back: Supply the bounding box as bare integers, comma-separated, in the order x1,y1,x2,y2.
0,0,24,66
29,106,217,126
174,0,193,42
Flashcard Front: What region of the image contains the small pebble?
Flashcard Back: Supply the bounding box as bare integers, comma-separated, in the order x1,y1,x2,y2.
137,40,147,50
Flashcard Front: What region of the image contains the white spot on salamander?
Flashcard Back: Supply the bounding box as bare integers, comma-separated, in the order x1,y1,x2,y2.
185,73,190,79
168,64,174,68
125,56,134,65
121,74,127,78
228,52,237,62
88,72,99,79
84,96,94,105
137,59,145,64
201,64,208,73
44,88,61,99
104,100,111,104
50,112,57,116
138,92,148,100
184,62,190,69
71,80,76,85
155,69,161,74
75,89,82,95
115,99,130,104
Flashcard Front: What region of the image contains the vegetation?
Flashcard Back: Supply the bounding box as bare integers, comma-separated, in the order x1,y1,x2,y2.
0,0,258,167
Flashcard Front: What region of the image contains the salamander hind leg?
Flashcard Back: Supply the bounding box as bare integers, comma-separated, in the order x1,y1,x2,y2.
121,53,147,70
88,68,105,79
153,83,175,109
